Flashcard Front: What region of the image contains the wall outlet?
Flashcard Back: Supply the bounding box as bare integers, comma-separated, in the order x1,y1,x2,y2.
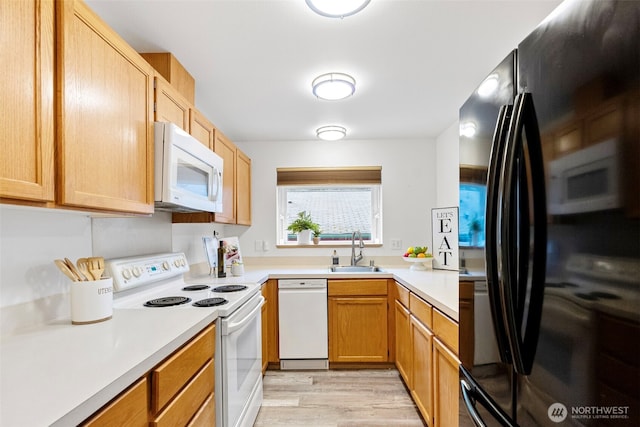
254,240,263,252
263,240,270,251
391,239,402,250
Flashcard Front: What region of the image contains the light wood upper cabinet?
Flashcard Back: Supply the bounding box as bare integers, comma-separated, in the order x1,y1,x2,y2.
213,131,237,224
189,109,216,150
56,0,154,214
154,76,190,132
1,0,55,203
236,149,252,225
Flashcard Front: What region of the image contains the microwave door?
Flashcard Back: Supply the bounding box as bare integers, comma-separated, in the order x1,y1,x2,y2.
169,145,216,211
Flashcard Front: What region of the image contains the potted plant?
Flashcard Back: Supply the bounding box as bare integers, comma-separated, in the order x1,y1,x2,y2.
312,227,322,245
469,217,482,246
287,211,320,245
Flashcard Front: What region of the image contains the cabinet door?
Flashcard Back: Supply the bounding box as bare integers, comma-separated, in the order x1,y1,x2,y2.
395,300,412,386
57,0,154,214
1,0,54,203
189,109,215,150
236,149,252,225
213,131,236,224
411,315,434,426
155,77,190,131
433,337,460,427
328,296,388,363
82,377,148,427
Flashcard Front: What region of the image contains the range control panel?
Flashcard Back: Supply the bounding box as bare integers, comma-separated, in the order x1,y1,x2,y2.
106,253,189,292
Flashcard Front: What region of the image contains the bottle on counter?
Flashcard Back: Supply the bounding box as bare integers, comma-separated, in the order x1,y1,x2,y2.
217,241,226,278
332,250,339,265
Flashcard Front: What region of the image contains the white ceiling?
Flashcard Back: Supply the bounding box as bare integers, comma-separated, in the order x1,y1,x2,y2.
85,0,562,143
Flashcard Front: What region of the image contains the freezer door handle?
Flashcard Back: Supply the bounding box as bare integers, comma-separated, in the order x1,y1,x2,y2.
460,366,516,427
485,104,513,365
500,92,547,375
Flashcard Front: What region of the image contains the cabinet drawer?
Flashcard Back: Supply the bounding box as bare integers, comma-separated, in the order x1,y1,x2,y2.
328,279,388,296
152,359,214,427
395,282,410,308
409,293,432,329
152,324,215,413
433,309,458,355
186,392,215,427
83,377,148,427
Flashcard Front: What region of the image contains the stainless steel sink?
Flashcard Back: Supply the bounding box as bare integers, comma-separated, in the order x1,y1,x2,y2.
329,265,384,273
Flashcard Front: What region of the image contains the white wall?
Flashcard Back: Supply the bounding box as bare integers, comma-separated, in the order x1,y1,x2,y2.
435,121,460,208
234,137,438,259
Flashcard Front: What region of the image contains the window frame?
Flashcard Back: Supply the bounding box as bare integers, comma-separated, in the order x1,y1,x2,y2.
275,167,383,247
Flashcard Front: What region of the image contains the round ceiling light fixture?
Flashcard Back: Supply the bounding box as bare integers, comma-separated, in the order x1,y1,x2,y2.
305,0,371,18
316,125,347,141
312,72,356,100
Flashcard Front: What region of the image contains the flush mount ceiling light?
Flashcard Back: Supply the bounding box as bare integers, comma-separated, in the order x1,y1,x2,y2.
316,125,346,141
312,73,356,100
305,0,371,18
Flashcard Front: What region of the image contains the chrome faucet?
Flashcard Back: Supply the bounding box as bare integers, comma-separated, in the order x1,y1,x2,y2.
351,230,364,266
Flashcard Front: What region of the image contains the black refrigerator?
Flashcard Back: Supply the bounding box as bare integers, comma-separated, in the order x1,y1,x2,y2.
458,0,640,426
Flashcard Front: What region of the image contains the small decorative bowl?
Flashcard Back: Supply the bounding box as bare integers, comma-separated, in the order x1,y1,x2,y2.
402,256,433,271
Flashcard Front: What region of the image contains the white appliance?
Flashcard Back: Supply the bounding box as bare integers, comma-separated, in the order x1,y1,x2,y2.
154,122,223,213
548,138,620,215
107,253,263,427
278,279,328,370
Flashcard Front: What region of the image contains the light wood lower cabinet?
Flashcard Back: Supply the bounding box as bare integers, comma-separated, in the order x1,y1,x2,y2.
328,279,389,363
433,337,460,427
411,314,434,427
81,377,148,427
83,323,216,426
395,300,412,385
393,281,460,427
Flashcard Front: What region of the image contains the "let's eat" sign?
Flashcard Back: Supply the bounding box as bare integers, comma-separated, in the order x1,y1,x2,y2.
431,207,459,271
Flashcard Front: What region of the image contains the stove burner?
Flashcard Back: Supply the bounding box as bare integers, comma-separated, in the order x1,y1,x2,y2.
193,297,229,307
182,285,210,291
144,296,191,307
213,285,248,293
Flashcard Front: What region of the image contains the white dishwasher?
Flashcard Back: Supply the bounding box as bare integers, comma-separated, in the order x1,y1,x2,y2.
278,278,329,370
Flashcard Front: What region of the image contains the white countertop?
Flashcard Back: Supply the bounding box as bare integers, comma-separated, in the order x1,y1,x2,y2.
0,265,460,426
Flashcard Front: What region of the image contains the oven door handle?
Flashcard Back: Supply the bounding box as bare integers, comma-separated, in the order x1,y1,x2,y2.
225,296,264,335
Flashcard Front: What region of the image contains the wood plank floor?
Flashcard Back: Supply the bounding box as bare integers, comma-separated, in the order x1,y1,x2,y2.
254,369,427,426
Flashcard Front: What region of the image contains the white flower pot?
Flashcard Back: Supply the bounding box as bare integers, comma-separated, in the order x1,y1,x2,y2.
297,229,313,245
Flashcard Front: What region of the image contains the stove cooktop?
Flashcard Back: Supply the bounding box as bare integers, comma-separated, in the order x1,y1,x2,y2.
107,252,260,316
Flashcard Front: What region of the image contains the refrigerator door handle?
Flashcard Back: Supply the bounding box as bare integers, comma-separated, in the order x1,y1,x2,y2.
460,366,516,427
485,104,513,364
500,92,547,375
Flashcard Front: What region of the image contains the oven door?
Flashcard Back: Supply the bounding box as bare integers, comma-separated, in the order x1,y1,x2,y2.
217,294,264,427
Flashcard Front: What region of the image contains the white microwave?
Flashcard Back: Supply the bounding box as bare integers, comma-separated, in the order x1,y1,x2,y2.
548,138,620,215
154,122,223,213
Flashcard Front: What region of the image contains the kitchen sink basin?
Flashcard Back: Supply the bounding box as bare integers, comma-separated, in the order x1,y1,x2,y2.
329,265,385,273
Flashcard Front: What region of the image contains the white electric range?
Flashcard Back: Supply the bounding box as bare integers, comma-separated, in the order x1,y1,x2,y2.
106,253,264,427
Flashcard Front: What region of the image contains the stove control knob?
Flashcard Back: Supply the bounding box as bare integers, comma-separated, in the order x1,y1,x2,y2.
174,259,181,268
132,266,142,277
122,268,132,280
162,261,170,271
